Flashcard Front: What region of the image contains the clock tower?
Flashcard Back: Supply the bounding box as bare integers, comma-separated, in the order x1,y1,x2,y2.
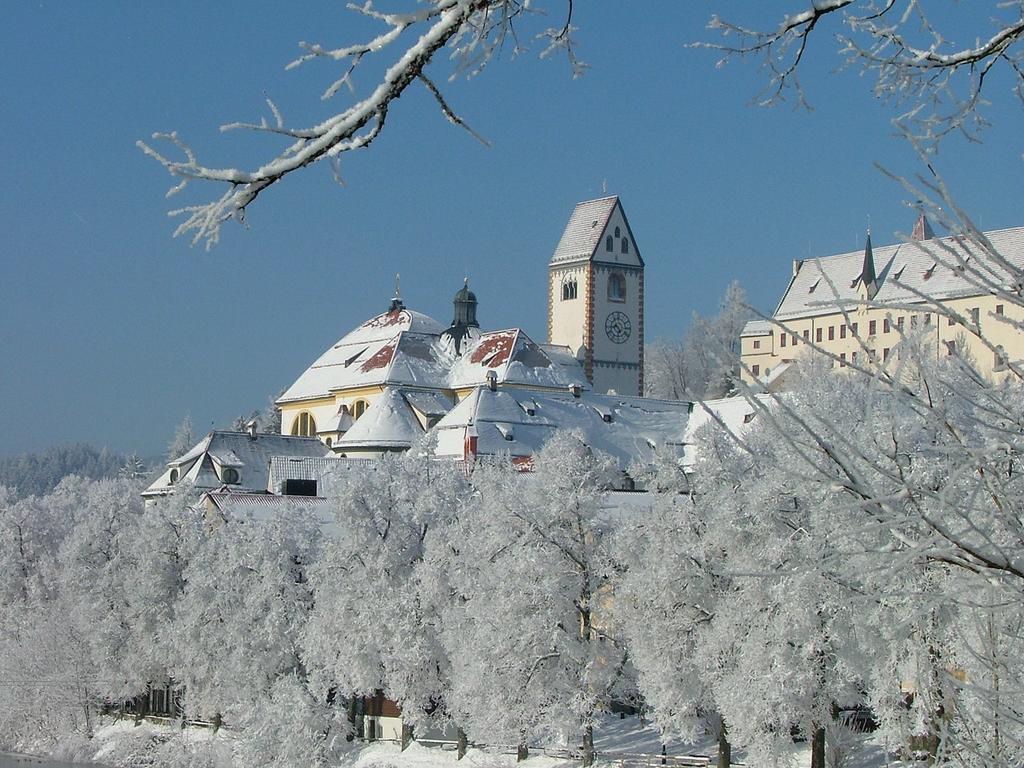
547,196,644,396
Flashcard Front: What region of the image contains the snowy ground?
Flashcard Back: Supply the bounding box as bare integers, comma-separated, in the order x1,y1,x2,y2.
9,714,898,768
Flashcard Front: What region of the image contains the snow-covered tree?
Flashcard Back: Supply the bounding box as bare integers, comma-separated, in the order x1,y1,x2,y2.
645,281,754,400
441,434,630,764
166,414,194,461
301,450,469,735
702,2,1024,147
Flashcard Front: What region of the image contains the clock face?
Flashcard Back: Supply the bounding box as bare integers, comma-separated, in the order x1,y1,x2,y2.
605,311,631,343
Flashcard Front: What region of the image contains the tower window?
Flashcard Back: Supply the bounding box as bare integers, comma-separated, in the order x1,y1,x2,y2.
290,412,317,437
353,400,369,419
605,235,613,251
561,277,578,301
614,226,620,238
608,272,626,302
621,238,629,254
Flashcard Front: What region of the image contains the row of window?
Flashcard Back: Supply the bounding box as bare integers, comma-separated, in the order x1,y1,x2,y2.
751,304,1005,352
560,272,628,302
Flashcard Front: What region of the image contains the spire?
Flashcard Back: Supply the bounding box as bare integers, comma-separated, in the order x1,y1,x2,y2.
860,229,878,299
911,211,935,241
388,272,405,312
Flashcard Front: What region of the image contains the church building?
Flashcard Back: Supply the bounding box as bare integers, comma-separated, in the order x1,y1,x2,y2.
145,195,761,500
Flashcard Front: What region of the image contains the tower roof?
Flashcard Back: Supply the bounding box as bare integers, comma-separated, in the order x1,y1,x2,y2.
550,196,620,264
912,212,936,241
860,229,877,297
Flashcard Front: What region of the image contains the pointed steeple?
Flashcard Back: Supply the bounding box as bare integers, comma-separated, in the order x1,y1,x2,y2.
388,273,405,312
860,229,878,299
911,211,935,241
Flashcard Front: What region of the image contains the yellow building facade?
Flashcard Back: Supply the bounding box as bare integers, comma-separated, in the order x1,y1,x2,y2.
740,219,1024,386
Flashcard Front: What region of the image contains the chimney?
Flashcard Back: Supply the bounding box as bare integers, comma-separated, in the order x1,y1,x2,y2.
245,418,258,440
570,383,582,398
464,424,478,462
486,370,497,392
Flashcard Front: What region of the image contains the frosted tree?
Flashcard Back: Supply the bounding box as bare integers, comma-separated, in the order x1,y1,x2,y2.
688,342,1024,767
702,2,1024,146
166,414,194,461
168,503,344,766
614,456,732,767
441,433,630,765
141,0,583,247
301,450,469,738
645,281,753,400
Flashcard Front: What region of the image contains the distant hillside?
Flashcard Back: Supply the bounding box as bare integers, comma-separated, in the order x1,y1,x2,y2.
0,443,142,498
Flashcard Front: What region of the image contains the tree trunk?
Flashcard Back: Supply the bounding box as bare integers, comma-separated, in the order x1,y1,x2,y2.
516,744,529,762
717,724,731,768
457,727,468,760
401,722,413,751
582,724,595,766
810,724,825,768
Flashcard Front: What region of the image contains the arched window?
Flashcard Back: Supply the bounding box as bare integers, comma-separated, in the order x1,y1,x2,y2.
291,412,317,437
169,468,179,484
353,400,368,419
561,278,578,301
608,272,626,302
621,238,629,254
614,226,620,238
605,235,613,251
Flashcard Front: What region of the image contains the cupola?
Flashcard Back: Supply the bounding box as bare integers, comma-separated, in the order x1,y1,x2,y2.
440,278,481,357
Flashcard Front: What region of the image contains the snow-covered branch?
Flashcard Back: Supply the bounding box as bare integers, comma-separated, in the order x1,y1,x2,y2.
139,0,577,248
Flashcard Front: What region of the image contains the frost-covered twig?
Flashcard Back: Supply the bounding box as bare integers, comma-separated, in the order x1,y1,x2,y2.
139,1,578,248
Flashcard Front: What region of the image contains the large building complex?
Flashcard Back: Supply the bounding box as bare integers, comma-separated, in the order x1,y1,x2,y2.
145,196,759,501
740,216,1024,385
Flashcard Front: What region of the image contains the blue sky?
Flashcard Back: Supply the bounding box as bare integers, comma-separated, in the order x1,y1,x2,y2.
1,2,1021,458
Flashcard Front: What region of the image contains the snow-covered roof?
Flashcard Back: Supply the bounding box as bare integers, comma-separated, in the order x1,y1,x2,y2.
775,226,1024,320
741,320,773,337
277,309,447,403
449,329,589,390
433,388,766,472
335,386,425,450
143,431,327,497
267,455,377,497
281,308,589,403
433,388,688,468
550,196,621,264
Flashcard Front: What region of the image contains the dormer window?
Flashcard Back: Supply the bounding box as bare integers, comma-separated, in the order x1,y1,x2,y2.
169,468,179,484
561,277,578,301
605,235,613,251
809,279,820,294
608,271,626,302
924,263,936,280
222,467,240,484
